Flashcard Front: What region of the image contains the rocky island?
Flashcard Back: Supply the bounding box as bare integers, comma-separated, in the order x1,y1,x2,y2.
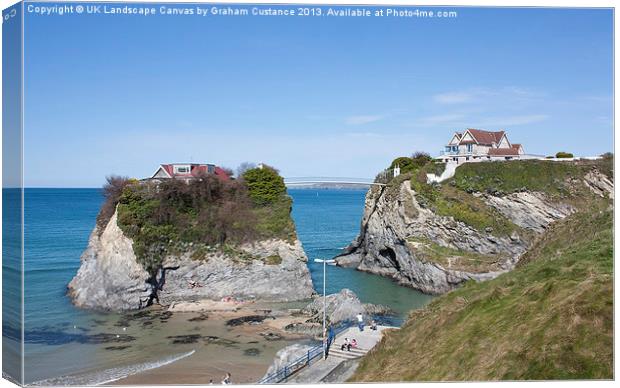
68,165,315,311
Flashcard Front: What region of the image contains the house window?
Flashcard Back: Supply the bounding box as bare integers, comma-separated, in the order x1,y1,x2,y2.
174,165,190,174
467,144,473,153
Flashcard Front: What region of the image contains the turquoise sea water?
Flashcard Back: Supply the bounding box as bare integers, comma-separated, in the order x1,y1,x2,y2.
290,189,433,317
11,188,432,383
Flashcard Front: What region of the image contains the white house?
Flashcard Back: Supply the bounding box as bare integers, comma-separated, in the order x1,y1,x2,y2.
437,128,525,164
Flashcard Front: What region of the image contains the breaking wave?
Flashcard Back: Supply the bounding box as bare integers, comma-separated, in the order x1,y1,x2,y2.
29,349,195,386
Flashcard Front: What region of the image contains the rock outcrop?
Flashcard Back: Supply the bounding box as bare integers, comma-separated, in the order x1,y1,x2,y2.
584,169,614,199
302,289,392,324
483,192,574,233
157,239,315,304
336,180,576,294
68,212,152,310
68,210,315,311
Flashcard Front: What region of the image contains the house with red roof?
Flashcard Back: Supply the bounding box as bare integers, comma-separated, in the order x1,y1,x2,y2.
148,163,230,182
438,128,525,164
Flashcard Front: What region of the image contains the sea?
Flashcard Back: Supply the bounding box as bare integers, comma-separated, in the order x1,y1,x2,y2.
3,188,433,385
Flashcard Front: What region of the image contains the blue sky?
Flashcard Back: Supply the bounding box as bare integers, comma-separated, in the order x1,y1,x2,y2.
22,4,613,187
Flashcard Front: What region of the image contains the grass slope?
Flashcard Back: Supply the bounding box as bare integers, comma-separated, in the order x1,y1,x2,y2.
351,205,613,381
452,158,612,197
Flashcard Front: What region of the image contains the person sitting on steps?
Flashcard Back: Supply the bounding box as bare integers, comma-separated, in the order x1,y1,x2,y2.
340,337,349,351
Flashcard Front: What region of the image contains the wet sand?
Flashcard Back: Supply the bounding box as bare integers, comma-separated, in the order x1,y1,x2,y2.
112,350,270,385
108,300,318,385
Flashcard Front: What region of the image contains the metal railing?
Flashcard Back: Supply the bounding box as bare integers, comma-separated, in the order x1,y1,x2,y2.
258,321,353,384
440,150,474,156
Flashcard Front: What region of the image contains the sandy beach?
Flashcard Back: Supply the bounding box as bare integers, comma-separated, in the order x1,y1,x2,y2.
107,299,319,385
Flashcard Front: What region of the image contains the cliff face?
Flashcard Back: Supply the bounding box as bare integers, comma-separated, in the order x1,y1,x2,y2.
68,210,315,311
68,211,152,310
336,161,611,294
157,238,314,305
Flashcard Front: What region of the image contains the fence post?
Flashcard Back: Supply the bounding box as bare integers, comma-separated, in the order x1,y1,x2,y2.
284,366,288,380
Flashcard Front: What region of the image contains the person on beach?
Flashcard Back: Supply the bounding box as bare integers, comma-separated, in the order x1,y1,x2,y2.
357,313,364,331
221,373,231,385
370,319,378,331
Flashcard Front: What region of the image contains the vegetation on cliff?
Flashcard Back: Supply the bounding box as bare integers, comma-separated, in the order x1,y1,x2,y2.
352,203,613,381
97,165,295,274
406,237,504,273
381,155,612,240
452,156,612,198
382,155,522,237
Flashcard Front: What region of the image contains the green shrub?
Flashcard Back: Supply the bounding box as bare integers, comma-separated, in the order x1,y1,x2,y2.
242,166,286,205
96,175,133,233
390,157,417,174
106,167,294,275
385,152,435,185
411,151,432,166
555,151,574,158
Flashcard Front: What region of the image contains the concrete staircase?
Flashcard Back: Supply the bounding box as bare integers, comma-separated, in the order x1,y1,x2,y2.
328,344,368,360
276,326,394,384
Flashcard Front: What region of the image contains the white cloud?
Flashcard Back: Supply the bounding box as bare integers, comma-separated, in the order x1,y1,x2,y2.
344,131,383,138
433,87,543,106
475,114,549,127
344,115,384,125
433,91,476,104
419,113,467,125
411,112,549,129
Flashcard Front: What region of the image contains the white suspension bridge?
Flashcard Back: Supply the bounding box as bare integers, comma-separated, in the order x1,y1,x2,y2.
282,177,386,187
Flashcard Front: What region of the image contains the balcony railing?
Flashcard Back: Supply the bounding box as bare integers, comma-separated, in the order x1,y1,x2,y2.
440,150,471,156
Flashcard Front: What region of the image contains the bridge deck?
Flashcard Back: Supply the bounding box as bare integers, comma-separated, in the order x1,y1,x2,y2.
283,178,385,187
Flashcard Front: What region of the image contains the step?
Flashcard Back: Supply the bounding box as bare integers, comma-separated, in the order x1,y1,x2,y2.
328,352,360,360
331,345,367,355
328,349,367,360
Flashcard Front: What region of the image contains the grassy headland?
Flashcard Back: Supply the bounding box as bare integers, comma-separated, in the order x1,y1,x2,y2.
352,155,613,381
452,156,613,198
380,154,612,239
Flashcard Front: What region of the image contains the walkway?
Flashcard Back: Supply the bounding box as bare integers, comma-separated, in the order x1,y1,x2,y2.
426,161,458,183
284,325,394,383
